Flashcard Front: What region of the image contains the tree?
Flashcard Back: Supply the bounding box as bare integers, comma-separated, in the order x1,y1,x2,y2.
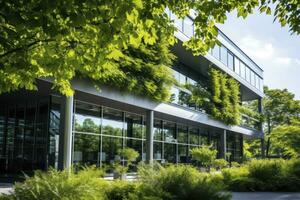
270,120,300,158
190,145,217,172
1,0,299,100
263,87,300,156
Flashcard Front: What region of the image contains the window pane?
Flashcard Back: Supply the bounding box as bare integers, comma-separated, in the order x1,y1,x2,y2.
240,62,246,79
178,145,188,163
260,78,264,91
163,121,176,142
170,87,180,104
171,12,182,31
164,143,176,163
154,119,162,141
125,139,142,164
101,136,123,165
212,45,220,60
74,102,101,134
228,52,234,70
73,133,100,166
189,127,199,145
220,46,228,65
256,75,260,89
177,124,188,144
200,132,209,145
183,17,194,37
234,57,240,74
251,70,255,86
246,67,251,82
154,142,162,160
125,113,143,138
102,107,123,137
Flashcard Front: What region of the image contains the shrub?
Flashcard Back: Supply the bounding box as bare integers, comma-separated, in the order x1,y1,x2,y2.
213,159,229,170
1,166,106,200
190,146,217,171
105,181,139,200
137,164,231,200
247,159,285,191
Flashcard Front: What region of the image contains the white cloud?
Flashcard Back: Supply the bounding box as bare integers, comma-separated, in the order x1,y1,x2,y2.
295,59,300,66
274,57,292,65
239,35,275,60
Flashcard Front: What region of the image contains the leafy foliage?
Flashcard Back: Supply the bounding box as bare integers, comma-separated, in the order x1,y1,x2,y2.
209,68,240,125
190,145,217,170
136,164,231,200
1,0,299,100
213,159,229,170
270,122,300,158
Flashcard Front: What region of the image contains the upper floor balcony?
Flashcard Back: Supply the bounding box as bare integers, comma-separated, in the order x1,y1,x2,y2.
166,9,264,99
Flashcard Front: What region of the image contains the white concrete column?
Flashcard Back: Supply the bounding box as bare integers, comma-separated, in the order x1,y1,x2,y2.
146,110,154,165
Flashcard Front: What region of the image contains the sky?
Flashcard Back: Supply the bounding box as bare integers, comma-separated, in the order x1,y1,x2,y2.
218,10,300,100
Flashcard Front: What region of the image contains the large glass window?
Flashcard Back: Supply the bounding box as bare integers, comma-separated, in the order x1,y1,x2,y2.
154,119,163,141
189,127,199,145
154,142,162,160
101,136,123,165
227,52,234,70
256,75,260,89
234,57,240,74
177,124,188,144
212,45,220,60
74,133,100,166
74,102,101,134
240,62,246,79
102,107,123,137
178,145,188,163
250,70,255,86
163,121,176,142
125,113,143,138
183,17,194,37
170,12,183,31
246,67,251,82
164,143,176,163
220,46,228,65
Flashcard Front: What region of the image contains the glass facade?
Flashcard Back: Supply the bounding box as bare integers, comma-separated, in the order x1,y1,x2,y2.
167,10,264,92
72,101,243,166
0,97,50,174
0,93,244,175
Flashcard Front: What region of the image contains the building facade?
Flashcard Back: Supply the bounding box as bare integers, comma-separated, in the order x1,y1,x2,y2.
0,11,264,175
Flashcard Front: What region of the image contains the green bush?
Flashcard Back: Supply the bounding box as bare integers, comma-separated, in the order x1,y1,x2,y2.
190,146,217,171
1,166,107,200
213,159,229,170
137,164,231,200
105,181,139,200
221,159,300,192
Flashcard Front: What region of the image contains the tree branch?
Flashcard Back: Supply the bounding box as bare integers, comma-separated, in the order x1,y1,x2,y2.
0,39,53,58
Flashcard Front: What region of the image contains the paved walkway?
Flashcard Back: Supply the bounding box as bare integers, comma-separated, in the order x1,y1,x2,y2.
232,192,300,200
0,183,13,195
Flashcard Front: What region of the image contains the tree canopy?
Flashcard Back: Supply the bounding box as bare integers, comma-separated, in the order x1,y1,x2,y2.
0,0,299,100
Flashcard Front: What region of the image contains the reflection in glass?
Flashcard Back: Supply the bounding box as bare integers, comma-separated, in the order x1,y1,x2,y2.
164,143,176,163
240,62,246,79
234,57,240,74
178,145,188,163
154,119,162,141
125,113,143,138
220,46,228,65
189,127,199,145
101,136,123,165
212,45,220,60
246,67,251,82
74,133,100,166
177,124,188,144
228,52,234,70
164,121,176,142
154,142,162,160
75,102,101,134
102,107,123,137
